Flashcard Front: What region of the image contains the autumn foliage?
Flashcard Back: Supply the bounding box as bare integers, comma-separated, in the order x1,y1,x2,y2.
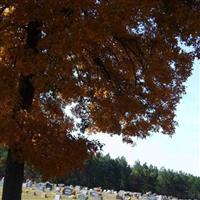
0,0,199,177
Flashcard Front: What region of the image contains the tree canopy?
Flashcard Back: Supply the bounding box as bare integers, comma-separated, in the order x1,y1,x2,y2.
0,0,199,178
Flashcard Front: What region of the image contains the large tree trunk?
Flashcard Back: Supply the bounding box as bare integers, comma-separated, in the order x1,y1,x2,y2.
2,150,24,200
1,75,34,200
1,21,39,200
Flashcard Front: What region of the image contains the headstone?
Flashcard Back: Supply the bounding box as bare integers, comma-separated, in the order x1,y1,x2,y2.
148,195,157,200
26,179,33,187
132,192,141,199
45,182,53,190
116,194,123,200
156,195,168,200
142,197,149,200
54,194,61,200
116,191,124,200
36,182,46,192
124,195,131,200
126,192,133,200
63,186,73,196
75,185,81,192
55,186,60,193
90,191,103,200
98,193,103,200
79,193,88,200
90,191,97,197
22,183,27,188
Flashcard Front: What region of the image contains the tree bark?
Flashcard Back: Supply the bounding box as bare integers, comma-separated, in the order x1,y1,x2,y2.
2,150,24,200
1,20,39,200
1,74,34,200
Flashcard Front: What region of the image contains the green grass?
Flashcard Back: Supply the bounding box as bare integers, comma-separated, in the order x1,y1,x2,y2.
22,188,68,200
0,187,70,200
0,187,119,200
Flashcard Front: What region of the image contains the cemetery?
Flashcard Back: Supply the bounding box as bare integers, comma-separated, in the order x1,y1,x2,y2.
0,179,183,200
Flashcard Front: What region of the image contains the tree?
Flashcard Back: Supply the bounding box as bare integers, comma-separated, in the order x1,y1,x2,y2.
0,1,199,199
53,155,200,198
129,161,158,193
55,153,132,191
0,147,7,177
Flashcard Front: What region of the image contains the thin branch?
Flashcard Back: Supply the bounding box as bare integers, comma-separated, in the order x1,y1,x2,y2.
94,57,111,80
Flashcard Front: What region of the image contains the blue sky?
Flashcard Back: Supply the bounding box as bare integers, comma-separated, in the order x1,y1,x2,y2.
89,59,199,176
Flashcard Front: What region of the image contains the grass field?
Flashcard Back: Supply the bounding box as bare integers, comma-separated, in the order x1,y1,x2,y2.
0,187,117,200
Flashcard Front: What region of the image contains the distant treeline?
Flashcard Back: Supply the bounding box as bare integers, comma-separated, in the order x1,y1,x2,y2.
0,149,200,199
54,153,200,199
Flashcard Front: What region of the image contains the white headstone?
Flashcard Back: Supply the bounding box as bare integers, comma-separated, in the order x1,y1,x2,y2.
54,194,61,200
22,183,27,188
55,186,60,193
79,193,87,200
